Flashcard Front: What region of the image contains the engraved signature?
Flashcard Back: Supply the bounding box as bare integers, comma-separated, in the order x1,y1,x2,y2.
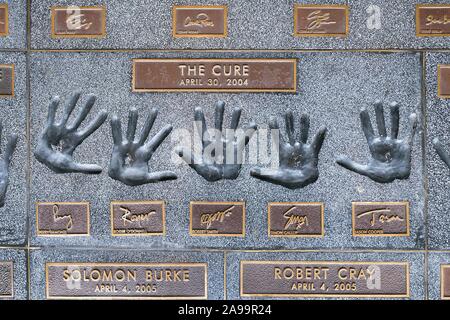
306,10,336,30
283,206,309,230
184,13,214,28
200,206,234,229
52,204,73,231
120,206,156,227
425,14,450,26
66,8,93,30
357,209,404,227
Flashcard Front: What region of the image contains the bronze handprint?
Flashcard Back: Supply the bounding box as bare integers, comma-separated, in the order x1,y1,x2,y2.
336,101,417,183
0,122,17,207
176,101,257,182
109,108,177,186
432,137,450,170
250,111,327,189
34,91,107,174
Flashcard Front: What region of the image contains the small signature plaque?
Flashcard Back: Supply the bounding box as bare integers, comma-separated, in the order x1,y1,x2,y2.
442,265,450,300
268,202,324,237
46,263,207,299
51,6,106,38
111,201,165,236
240,261,409,298
0,64,13,96
173,5,227,38
0,261,13,298
294,4,349,37
36,202,90,236
416,5,450,36
132,59,297,92
438,64,450,98
190,201,245,236
0,4,8,36
352,202,409,236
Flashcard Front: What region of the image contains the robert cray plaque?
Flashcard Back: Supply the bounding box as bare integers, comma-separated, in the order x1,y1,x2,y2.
240,261,409,298
190,201,245,237
294,4,349,37
268,202,324,237
0,261,13,298
0,64,13,96
0,4,8,36
45,263,207,299
110,201,165,236
352,202,410,237
438,64,450,98
36,202,90,236
132,59,297,92
442,265,450,300
51,6,106,38
172,5,227,38
416,4,450,36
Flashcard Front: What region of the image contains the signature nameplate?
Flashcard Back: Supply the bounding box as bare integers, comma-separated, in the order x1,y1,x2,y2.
268,202,324,237
438,64,450,98
36,202,90,236
0,261,13,298
240,261,409,298
0,64,13,96
172,5,227,38
46,263,207,299
294,4,349,37
442,265,450,300
51,6,106,38
416,5,450,36
0,4,8,36
111,201,165,236
190,201,245,236
132,59,297,92
352,202,409,236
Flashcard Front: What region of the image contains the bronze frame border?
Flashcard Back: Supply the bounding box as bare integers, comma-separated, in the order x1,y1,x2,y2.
189,201,246,237
293,4,349,37
172,5,228,38
0,64,14,97
0,4,9,37
0,261,13,298
131,58,297,93
50,6,106,39
351,201,410,237
437,64,450,98
416,4,450,37
35,201,90,237
110,200,166,237
45,262,208,300
267,202,325,238
240,260,410,298
441,264,450,300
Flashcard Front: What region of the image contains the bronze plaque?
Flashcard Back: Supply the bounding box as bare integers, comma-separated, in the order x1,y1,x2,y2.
268,202,324,237
240,261,409,298
442,265,450,300
172,5,227,38
51,6,106,38
0,4,8,36
0,64,13,96
36,202,90,236
132,59,297,92
190,201,245,236
438,64,450,98
416,5,450,36
294,4,349,37
46,263,207,299
0,261,13,298
111,201,165,236
352,202,409,237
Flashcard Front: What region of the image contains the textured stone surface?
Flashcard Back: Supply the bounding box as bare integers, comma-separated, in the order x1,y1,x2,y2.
29,51,423,250
0,248,27,300
0,0,27,50
0,52,27,246
226,251,425,299
428,252,450,300
29,248,224,299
